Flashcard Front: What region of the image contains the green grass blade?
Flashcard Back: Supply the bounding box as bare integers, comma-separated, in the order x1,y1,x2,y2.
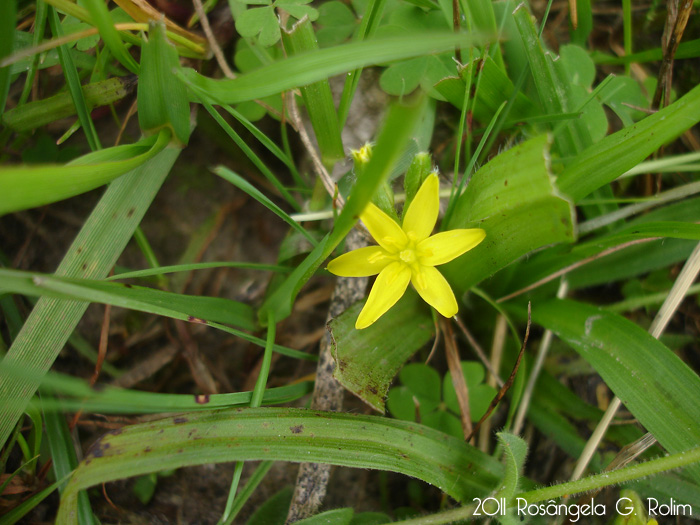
0,129,170,215
108,261,290,280
213,166,313,244
282,17,344,164
180,32,484,104
534,299,700,483
0,268,257,329
337,0,387,128
0,476,68,525
558,82,700,202
47,5,101,151
83,0,139,74
55,407,504,522
0,0,17,115
0,145,181,450
198,99,300,210
33,373,312,413
0,268,313,363
42,394,96,525
512,5,581,156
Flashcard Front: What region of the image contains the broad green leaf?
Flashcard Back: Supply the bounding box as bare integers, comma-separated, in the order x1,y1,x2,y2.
276,0,318,21
534,299,700,484
599,76,647,127
379,56,427,96
180,32,485,104
0,130,170,215
56,407,504,521
442,134,575,294
0,145,181,450
2,76,136,132
330,290,435,412
138,21,190,145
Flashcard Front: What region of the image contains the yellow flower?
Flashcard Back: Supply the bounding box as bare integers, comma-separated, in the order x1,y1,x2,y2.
327,173,486,329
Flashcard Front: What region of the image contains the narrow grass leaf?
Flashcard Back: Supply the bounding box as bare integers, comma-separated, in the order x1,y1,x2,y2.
0,268,257,330
559,82,700,202
200,100,300,210
47,6,101,151
0,146,181,450
0,129,170,215
0,476,68,525
0,268,311,363
83,0,139,73
180,32,484,104
108,261,290,280
0,0,17,115
213,166,312,243
512,5,581,156
42,394,96,523
56,407,504,521
282,17,344,164
33,373,312,413
337,0,388,127
534,299,700,483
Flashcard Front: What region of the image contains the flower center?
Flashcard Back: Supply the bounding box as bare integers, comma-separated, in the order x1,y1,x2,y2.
399,249,417,264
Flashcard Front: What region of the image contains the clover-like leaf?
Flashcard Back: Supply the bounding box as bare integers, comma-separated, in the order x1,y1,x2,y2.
316,1,358,46
235,5,281,47
276,0,319,21
443,362,497,422
387,361,497,439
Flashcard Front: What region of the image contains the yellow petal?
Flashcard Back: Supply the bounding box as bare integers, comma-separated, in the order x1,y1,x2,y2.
411,265,458,318
360,202,407,253
417,228,486,266
356,261,411,329
327,246,394,277
402,173,440,241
